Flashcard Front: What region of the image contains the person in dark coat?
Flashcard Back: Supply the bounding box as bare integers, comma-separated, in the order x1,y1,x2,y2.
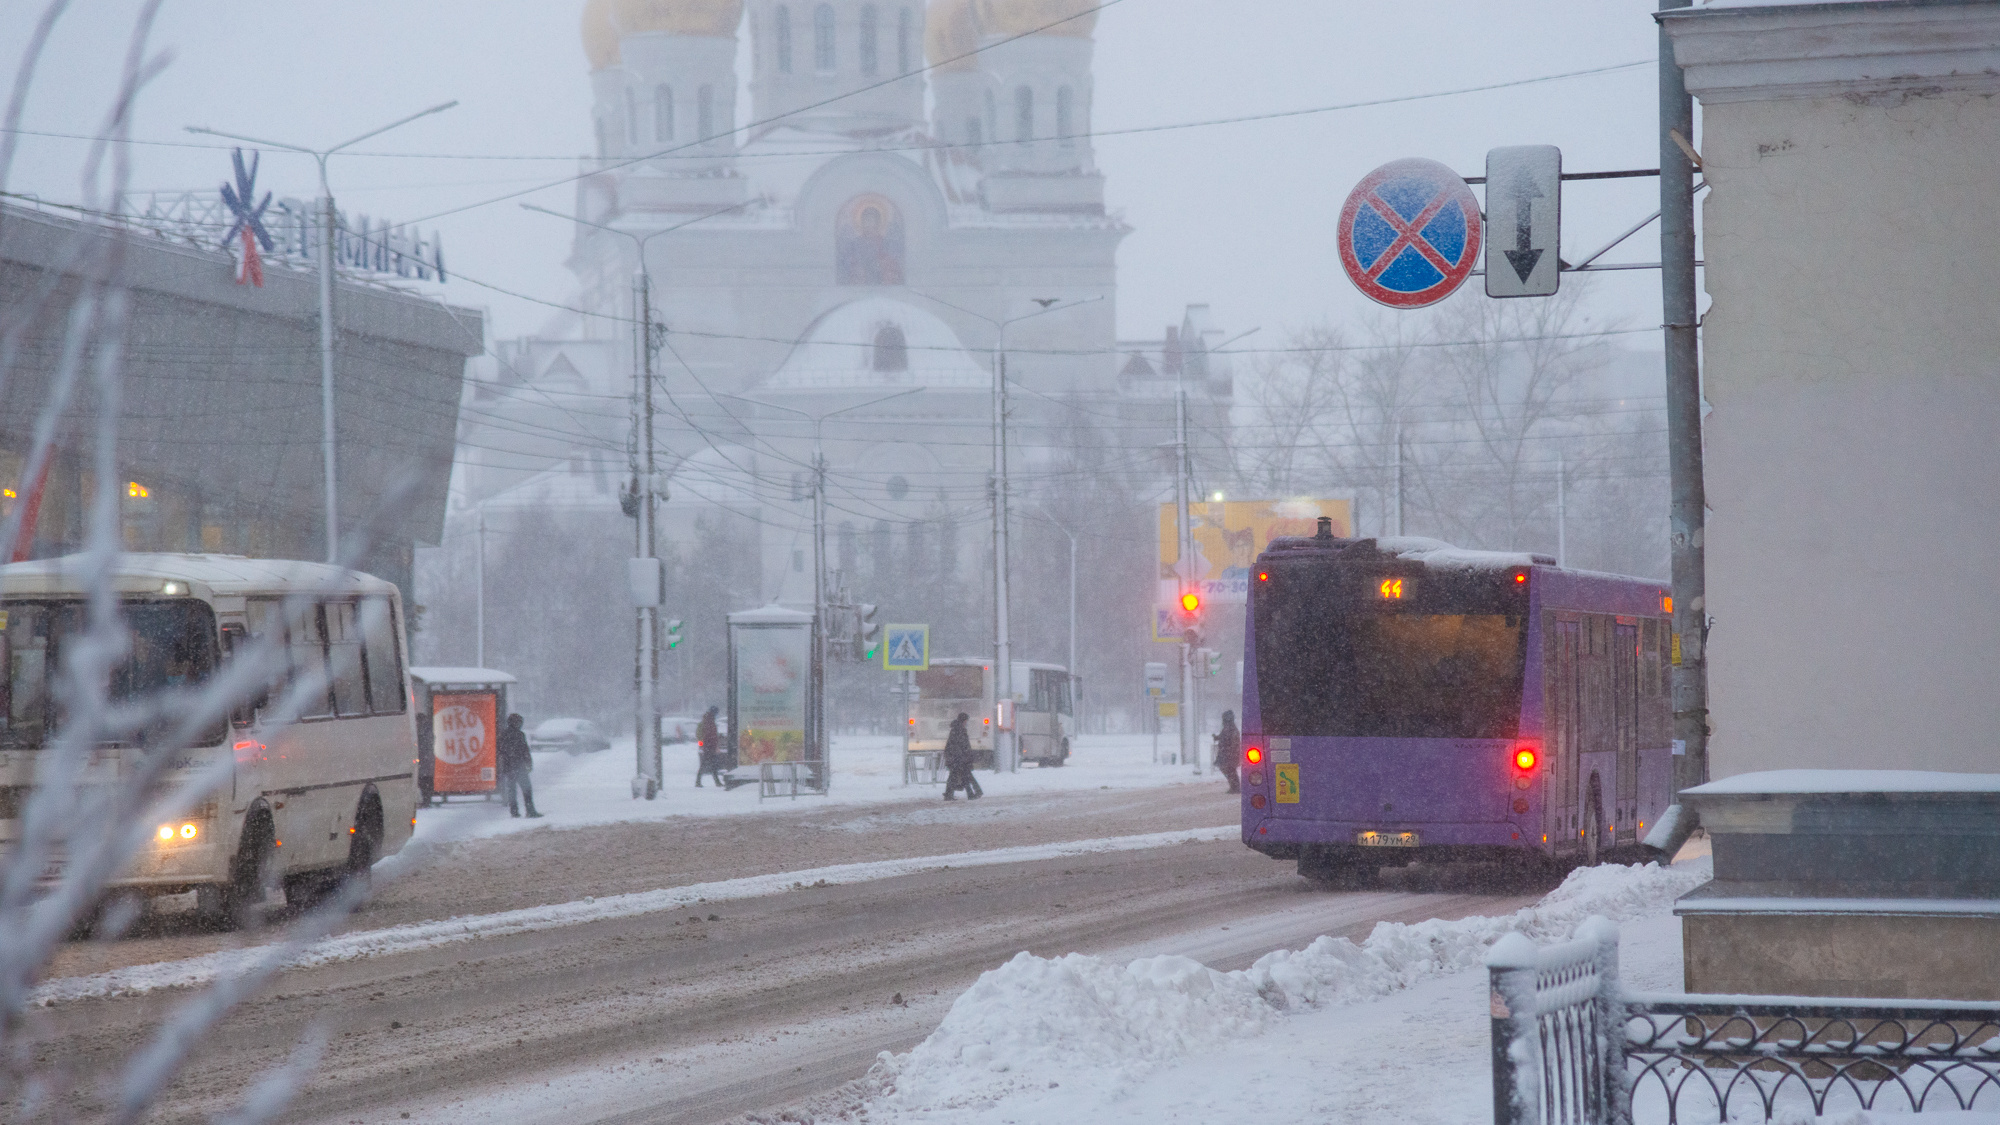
942,712,983,801
1214,709,1242,794
695,705,724,788
498,713,542,818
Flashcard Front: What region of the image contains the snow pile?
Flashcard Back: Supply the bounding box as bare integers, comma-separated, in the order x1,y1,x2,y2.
852,858,1711,1119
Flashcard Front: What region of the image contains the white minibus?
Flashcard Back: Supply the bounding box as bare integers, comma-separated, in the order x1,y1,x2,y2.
0,554,419,924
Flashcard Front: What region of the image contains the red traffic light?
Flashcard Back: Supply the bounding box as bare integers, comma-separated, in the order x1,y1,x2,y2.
1180,592,1201,614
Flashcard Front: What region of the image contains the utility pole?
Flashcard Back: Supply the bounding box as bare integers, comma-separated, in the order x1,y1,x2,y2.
910,293,1102,774
475,505,486,668
1175,376,1199,776
1393,423,1405,537
188,101,457,564
633,270,661,797
1556,452,1567,568
1660,0,1710,851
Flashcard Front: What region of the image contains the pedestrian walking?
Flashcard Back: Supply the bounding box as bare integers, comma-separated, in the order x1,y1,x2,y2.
942,711,983,801
695,705,725,788
498,713,543,818
1214,709,1242,794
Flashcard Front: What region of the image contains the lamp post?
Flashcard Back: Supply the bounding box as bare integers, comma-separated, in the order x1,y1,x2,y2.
913,293,1102,773
723,389,923,786
520,203,697,799
188,102,458,565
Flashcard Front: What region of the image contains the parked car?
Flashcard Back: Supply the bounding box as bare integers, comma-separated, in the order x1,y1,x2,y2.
660,714,728,745
529,718,611,755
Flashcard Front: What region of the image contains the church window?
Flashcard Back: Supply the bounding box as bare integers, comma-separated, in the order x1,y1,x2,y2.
625,87,641,146
814,4,836,72
836,194,905,286
859,5,878,76
873,325,909,372
1056,86,1074,148
897,8,913,73
775,5,793,73
654,86,675,143
698,85,716,140
1015,86,1034,143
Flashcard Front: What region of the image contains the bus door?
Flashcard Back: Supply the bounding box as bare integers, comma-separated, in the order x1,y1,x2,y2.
1614,618,1640,843
1548,614,1582,849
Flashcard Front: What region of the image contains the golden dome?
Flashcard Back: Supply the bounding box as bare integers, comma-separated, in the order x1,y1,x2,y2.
924,0,981,72
582,0,744,69
970,0,1098,38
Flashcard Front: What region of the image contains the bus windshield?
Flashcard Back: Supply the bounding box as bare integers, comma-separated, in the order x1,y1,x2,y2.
1256,596,1525,740
0,600,222,749
916,666,983,700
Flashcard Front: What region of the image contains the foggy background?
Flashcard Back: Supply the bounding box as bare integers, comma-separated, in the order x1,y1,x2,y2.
1,0,1691,732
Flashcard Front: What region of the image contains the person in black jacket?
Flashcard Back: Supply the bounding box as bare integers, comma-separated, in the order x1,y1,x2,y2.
942,712,982,801
498,713,542,818
695,706,724,788
1214,709,1242,794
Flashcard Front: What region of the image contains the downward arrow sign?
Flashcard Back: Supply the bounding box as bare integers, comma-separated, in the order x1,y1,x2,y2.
1505,172,1543,282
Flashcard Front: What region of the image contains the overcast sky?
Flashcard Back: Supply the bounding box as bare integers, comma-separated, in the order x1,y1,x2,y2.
1,0,1693,349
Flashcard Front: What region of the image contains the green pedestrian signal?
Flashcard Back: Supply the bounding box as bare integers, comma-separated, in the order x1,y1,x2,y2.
666,618,684,650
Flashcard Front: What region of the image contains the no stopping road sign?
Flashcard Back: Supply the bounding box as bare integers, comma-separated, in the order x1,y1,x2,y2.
1338,157,1483,309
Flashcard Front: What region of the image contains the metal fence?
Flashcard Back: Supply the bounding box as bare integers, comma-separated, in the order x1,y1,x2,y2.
1488,918,2000,1124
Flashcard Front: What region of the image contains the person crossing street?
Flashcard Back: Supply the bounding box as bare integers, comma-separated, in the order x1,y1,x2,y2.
695,705,725,788
1214,709,1242,794
942,712,983,801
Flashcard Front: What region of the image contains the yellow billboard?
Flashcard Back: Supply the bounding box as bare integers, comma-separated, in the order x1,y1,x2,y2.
1159,498,1353,604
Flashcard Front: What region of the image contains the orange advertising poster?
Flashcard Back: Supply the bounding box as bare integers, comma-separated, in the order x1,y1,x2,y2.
432,692,497,793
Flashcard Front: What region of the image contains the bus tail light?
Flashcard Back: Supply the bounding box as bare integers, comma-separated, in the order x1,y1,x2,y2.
1245,746,1262,765
1250,794,1267,809
1513,745,1538,772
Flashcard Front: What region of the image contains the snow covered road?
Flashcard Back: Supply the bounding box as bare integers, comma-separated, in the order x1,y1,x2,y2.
16,801,1549,1125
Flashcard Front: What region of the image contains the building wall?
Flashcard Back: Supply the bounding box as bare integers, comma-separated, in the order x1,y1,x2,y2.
1669,4,2000,776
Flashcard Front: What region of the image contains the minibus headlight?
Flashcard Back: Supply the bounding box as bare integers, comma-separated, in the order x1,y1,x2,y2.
157,825,175,842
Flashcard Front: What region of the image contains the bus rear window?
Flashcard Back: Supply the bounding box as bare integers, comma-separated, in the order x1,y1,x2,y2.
1257,607,1525,740
0,600,222,749
916,666,983,700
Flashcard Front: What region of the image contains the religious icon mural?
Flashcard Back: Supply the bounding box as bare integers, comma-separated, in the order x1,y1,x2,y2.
836,194,905,286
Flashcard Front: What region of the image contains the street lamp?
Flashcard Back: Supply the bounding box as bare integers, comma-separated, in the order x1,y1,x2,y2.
722,388,924,787
188,101,458,565
520,201,713,800
911,292,1103,773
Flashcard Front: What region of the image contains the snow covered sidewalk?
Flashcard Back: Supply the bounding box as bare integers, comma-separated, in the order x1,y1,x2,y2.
413,732,1213,843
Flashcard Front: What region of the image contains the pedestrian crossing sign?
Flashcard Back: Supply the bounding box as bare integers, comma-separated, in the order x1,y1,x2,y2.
883,625,930,671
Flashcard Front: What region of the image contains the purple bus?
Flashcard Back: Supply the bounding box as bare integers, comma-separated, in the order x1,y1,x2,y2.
1239,521,1673,885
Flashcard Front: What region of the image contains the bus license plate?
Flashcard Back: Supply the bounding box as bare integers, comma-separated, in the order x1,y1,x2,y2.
1356,830,1418,848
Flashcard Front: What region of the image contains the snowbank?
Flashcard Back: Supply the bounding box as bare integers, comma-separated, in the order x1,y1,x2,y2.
847,858,1712,1119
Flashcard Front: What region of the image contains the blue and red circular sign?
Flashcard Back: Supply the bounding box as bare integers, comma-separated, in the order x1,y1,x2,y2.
1338,157,1483,309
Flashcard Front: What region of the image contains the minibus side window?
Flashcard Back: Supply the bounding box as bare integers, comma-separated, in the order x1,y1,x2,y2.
288,602,334,720
360,597,405,715
326,601,369,718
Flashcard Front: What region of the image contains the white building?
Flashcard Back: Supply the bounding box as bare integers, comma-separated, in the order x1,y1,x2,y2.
1661,0,2000,776
431,0,1234,710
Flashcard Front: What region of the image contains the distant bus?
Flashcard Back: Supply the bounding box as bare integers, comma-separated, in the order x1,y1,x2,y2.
1,554,419,924
1239,528,1671,884
908,658,1075,768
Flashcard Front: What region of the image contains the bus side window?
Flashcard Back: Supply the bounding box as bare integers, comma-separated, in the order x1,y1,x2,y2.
220,622,256,727
359,597,405,715
243,599,291,721
325,602,369,718
288,601,335,720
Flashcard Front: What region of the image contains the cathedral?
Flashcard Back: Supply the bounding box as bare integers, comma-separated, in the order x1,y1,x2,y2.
435,0,1236,718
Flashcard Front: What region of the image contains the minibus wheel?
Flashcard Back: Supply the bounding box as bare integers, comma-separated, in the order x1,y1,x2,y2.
227,814,282,930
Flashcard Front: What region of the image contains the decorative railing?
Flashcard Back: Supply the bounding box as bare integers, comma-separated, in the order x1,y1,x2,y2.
1488,919,2000,1124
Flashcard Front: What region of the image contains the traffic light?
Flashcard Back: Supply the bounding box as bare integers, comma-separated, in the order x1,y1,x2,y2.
856,603,880,661
665,619,683,650
1206,648,1223,678
1180,590,1201,615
